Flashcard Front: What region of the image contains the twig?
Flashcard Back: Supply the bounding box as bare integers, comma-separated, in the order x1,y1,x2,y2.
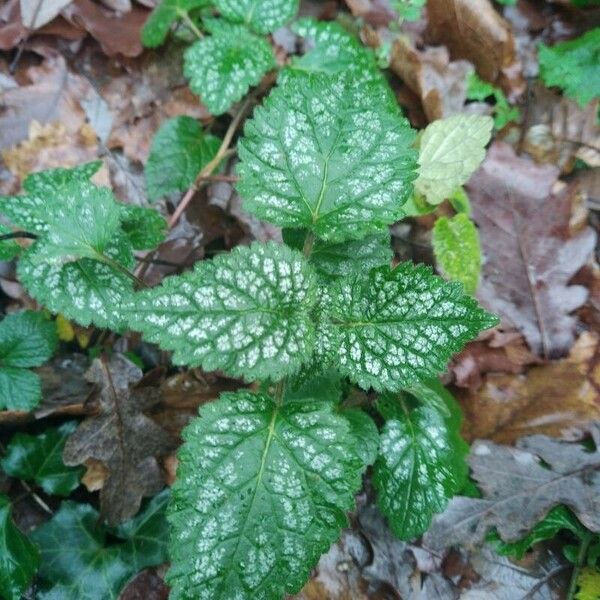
168,95,255,229
520,564,569,600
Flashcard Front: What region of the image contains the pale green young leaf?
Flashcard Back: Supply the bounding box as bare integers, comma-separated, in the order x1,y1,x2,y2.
0,495,39,600
215,0,298,34
119,205,167,250
0,311,57,411
123,242,318,380
373,402,468,540
432,213,481,294
184,20,275,115
238,73,417,241
283,229,392,278
166,390,367,599
145,116,221,201
538,28,600,107
416,114,493,205
141,0,210,48
1,422,83,496
285,18,382,84
18,246,133,329
31,496,169,600
325,262,498,392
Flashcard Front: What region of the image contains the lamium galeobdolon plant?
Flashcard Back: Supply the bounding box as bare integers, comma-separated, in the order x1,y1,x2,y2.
0,1,501,598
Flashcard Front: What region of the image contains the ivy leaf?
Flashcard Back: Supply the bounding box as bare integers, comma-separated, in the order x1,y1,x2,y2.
141,0,210,48
124,242,317,380
166,390,367,599
432,213,481,294
145,116,221,201
1,422,83,496
373,401,468,540
0,311,57,411
215,0,298,34
416,114,493,205
538,29,600,107
0,495,39,600
326,262,498,392
184,20,275,115
119,205,167,250
238,73,417,241
31,494,169,600
283,229,392,278
18,245,133,329
285,18,382,84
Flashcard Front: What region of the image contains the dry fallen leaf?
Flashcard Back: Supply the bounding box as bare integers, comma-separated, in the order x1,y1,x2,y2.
457,331,600,443
425,0,525,100
467,142,596,358
389,36,473,122
63,354,176,524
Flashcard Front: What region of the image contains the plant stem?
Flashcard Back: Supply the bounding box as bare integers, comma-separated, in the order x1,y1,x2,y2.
96,253,147,289
177,10,203,40
0,231,38,241
302,231,315,257
566,532,593,600
168,95,254,229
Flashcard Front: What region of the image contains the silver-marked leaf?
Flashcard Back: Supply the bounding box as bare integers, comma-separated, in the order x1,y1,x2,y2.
166,390,366,599
286,18,382,84
215,0,298,34
18,245,133,330
145,116,221,201
326,262,498,392
373,401,468,540
123,242,317,380
416,115,493,205
23,162,102,195
283,229,392,278
0,495,39,600
119,205,167,250
1,422,83,496
432,213,481,294
184,20,275,116
238,73,417,241
142,0,210,48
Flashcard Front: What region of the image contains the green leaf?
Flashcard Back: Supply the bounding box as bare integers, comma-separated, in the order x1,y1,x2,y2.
31,495,169,600
215,0,298,34
0,495,39,600
238,73,417,242
119,205,167,250
124,242,318,380
373,402,468,540
166,390,366,599
145,116,221,201
284,369,342,403
466,73,521,129
432,213,481,294
1,422,83,496
391,0,426,21
141,0,209,48
343,408,380,466
325,262,498,392
283,229,392,278
415,114,493,205
576,567,600,600
0,311,57,411
285,18,382,84
404,377,463,422
494,505,589,560
18,244,134,329
538,29,600,107
0,224,20,261
184,20,275,115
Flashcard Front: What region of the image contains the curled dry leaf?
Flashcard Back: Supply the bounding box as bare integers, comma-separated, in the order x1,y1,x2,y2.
425,0,525,100
424,424,600,553
63,354,176,524
389,37,473,122
467,142,596,358
457,331,600,444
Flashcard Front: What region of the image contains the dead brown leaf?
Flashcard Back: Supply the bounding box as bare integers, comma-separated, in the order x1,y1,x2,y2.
457,332,600,444
63,354,176,524
467,142,597,358
425,0,525,100
389,36,473,122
